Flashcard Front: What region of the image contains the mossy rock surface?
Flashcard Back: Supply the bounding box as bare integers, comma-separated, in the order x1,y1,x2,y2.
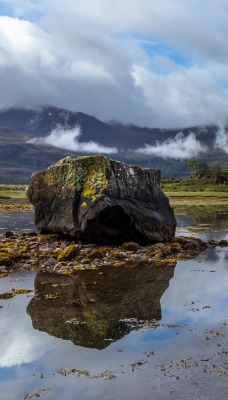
27,155,176,244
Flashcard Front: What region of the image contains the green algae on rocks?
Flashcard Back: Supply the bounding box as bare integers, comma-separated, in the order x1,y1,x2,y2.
27,155,176,244
1,230,226,276
0,288,33,299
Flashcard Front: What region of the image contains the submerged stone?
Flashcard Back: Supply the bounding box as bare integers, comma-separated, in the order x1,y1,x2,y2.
27,155,176,244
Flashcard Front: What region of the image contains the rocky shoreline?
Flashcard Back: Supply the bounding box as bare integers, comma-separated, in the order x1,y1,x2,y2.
0,230,227,276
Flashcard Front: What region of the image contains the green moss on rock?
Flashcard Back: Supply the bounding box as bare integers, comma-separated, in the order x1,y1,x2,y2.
57,244,80,262
121,242,140,251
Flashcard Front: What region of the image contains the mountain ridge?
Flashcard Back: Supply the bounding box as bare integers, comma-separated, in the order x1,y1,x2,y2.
0,106,227,183
0,105,218,149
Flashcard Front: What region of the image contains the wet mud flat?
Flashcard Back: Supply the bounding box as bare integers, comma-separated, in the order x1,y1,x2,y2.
0,198,32,211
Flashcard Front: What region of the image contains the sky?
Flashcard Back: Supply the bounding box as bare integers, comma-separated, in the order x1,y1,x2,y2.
1,0,228,129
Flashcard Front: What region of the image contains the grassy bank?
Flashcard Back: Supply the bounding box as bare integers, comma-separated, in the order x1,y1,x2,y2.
161,177,228,193
161,178,228,208
0,184,27,199
0,185,31,211
167,193,228,208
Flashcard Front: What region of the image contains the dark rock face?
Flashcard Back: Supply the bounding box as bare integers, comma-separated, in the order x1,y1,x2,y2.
27,155,176,244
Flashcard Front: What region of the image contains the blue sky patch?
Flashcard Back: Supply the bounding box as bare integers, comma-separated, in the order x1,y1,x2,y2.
140,40,190,67
0,3,14,17
0,2,43,22
121,32,191,69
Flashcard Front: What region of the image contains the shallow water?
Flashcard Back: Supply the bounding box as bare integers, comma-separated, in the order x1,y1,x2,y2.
176,210,228,241
0,211,227,400
0,211,35,233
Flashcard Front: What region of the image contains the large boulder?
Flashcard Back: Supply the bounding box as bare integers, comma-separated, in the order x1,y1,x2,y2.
27,155,176,244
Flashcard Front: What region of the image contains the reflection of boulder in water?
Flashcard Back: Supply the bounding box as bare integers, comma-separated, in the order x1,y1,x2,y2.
27,262,176,349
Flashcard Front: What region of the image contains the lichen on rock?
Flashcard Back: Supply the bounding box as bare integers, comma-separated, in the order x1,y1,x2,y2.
27,155,176,244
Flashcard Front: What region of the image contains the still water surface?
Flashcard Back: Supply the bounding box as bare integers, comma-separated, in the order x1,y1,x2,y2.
0,210,227,399
0,211,35,233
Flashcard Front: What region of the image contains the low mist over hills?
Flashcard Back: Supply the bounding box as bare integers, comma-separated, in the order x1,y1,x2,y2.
0,106,227,183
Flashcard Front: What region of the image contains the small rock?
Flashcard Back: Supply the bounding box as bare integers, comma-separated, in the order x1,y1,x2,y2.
5,231,14,238
45,258,57,266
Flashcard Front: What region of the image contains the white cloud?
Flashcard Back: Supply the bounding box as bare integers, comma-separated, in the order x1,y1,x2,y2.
28,125,118,154
135,132,207,159
162,250,228,326
215,125,228,153
0,303,48,368
132,65,228,128
1,1,228,127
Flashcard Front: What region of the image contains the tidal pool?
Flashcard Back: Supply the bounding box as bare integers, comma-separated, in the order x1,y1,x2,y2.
0,210,227,399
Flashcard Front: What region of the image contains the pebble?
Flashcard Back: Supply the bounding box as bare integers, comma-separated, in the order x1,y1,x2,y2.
0,232,226,275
